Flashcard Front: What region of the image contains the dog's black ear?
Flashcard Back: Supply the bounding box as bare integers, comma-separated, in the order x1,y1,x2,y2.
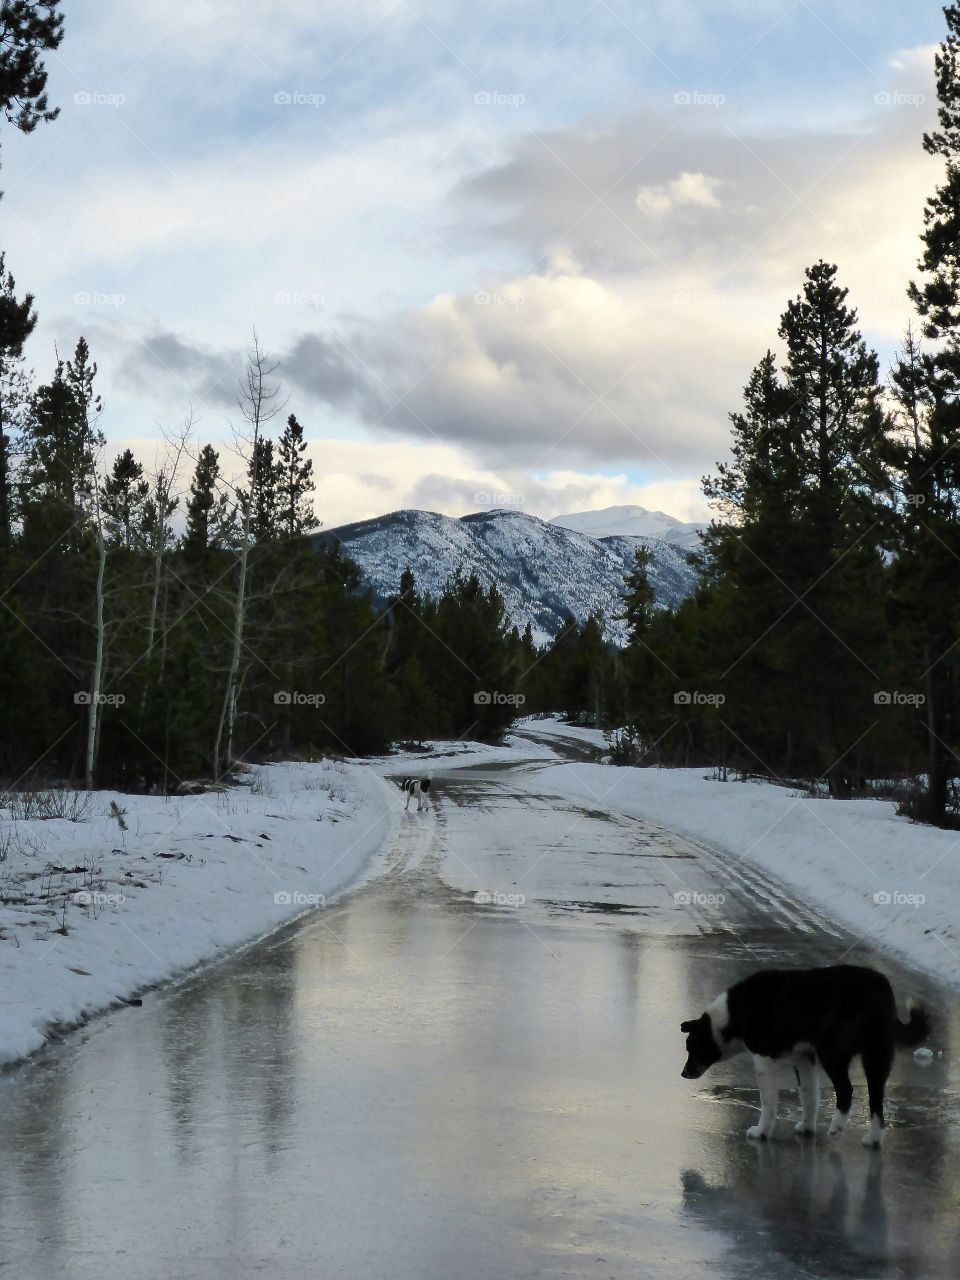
680,1019,695,1033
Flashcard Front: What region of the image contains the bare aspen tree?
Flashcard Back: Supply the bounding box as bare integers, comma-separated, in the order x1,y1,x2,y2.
213,334,287,777
143,417,191,692
65,342,106,790
82,472,107,790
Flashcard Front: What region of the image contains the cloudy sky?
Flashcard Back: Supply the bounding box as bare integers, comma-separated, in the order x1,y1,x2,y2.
1,0,949,527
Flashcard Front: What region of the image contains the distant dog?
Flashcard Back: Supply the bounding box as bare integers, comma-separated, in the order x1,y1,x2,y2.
680,965,930,1148
399,774,432,812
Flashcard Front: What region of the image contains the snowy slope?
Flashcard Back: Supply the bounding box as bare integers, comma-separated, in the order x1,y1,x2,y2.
319,508,699,645
0,762,396,1066
551,504,704,550
514,717,960,991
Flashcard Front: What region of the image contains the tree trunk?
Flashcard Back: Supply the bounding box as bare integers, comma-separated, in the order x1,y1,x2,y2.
85,522,107,789
214,540,248,778
924,639,949,824
212,334,284,778
0,427,9,549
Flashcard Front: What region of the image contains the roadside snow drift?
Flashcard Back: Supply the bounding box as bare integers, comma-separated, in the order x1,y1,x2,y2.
0,762,394,1067
516,718,960,987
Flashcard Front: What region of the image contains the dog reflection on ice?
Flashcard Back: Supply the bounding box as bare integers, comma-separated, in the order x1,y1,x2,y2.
681,1144,889,1272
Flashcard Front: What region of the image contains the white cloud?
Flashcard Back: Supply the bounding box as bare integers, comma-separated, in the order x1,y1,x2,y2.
634,185,674,217
7,5,946,527
109,433,710,530
635,170,723,217
669,171,723,207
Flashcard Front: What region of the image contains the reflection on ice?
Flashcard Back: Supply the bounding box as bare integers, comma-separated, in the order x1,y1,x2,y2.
0,762,956,1279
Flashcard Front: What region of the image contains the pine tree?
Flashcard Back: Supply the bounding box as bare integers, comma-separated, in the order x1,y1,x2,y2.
246,437,279,543
892,6,960,822
0,252,35,547
619,546,655,646
618,545,659,727
22,337,104,552
182,444,232,562
430,569,514,738
0,1,64,539
101,448,149,549
703,350,796,529
909,3,960,351
277,413,317,539
385,566,423,673
0,2,63,152
701,264,889,790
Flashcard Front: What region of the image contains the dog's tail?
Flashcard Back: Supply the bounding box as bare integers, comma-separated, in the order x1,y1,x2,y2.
895,999,930,1047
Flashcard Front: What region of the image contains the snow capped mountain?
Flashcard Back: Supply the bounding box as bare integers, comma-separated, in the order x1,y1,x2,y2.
551,504,704,550
319,508,700,646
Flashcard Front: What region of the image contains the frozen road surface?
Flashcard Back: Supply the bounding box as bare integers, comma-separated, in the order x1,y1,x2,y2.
2,752,958,1279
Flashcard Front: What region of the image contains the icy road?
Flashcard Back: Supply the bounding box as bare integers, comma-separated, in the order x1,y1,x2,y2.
1,748,958,1279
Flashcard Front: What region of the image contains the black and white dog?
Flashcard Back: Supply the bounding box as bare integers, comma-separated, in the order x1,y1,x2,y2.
680,965,929,1148
399,774,432,812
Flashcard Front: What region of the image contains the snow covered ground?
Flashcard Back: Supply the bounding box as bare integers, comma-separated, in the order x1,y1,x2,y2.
0,761,395,1067
361,734,548,775
515,717,960,988
516,716,611,749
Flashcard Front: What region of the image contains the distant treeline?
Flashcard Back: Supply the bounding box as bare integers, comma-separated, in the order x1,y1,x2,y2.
0,325,562,787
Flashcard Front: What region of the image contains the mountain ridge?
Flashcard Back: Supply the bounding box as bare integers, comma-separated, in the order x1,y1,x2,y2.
550,504,704,550
317,507,700,646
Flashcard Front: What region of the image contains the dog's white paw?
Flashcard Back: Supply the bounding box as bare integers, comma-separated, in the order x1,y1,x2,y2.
828,1109,850,1137
746,1124,769,1141
862,1132,883,1150
794,1122,816,1137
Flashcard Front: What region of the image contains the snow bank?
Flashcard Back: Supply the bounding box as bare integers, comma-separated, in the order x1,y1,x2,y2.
0,761,395,1066
513,728,960,987
515,715,611,749
360,734,551,774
